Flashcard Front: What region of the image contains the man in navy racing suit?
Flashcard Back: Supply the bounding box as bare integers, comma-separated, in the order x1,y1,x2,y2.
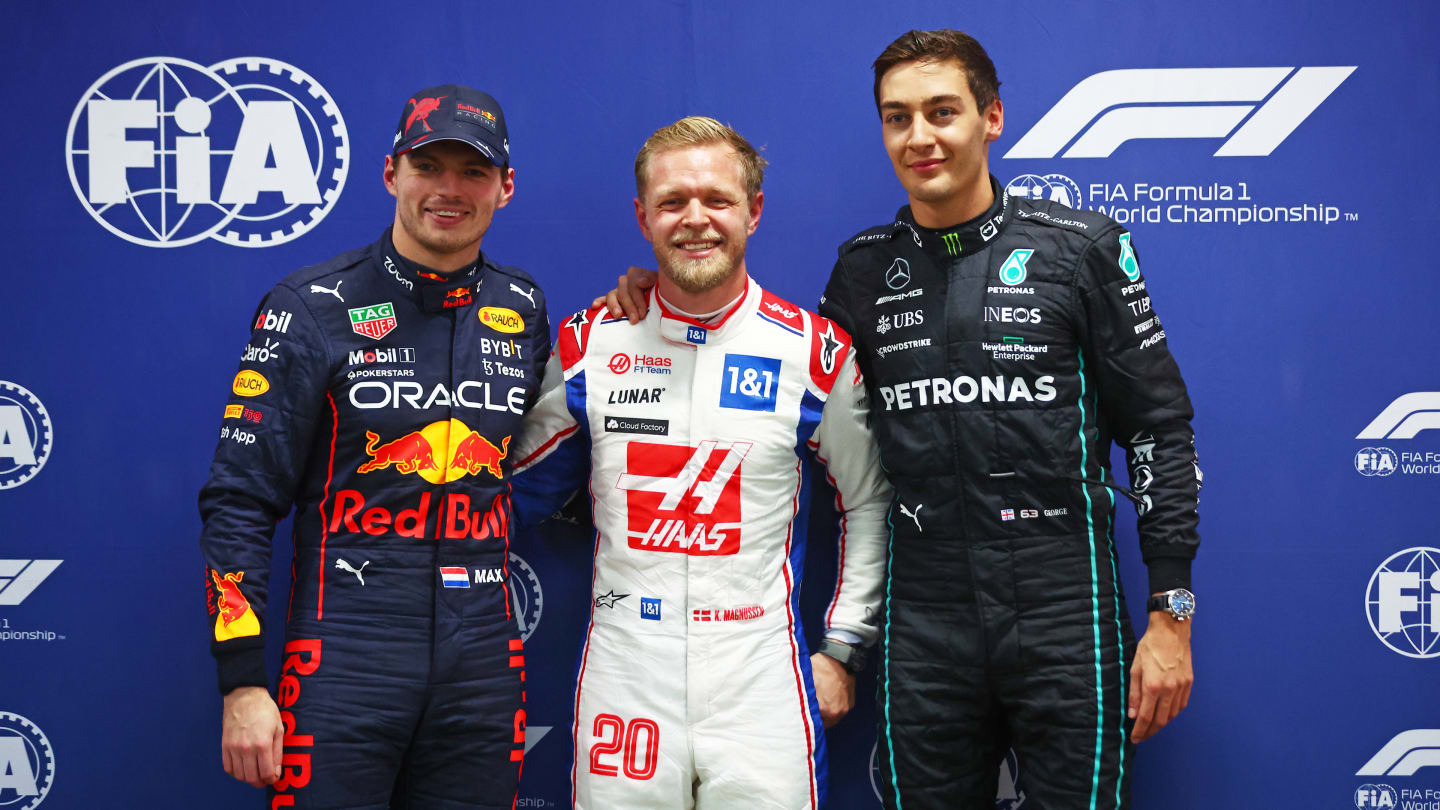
199,84,549,808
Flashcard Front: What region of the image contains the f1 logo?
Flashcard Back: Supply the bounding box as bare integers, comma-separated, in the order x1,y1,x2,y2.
1357,729,1440,776
1004,66,1354,159
0,560,63,605
1357,393,1440,440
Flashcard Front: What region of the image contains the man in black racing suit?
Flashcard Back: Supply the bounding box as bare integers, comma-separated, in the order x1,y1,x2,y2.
818,30,1202,809
198,84,549,808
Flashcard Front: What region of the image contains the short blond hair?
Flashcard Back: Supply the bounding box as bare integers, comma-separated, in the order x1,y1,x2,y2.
634,116,767,201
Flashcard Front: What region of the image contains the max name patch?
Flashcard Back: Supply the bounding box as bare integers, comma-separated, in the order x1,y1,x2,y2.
719,354,781,412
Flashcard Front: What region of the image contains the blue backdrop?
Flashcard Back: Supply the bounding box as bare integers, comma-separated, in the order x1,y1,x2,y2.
2,1,1438,808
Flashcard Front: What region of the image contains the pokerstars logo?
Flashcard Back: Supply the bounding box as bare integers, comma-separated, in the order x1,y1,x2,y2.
616,441,748,555
67,57,348,248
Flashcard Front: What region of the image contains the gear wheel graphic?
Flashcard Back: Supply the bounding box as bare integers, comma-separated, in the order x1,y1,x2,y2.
0,711,55,808
208,57,350,247
508,552,544,643
0,382,53,490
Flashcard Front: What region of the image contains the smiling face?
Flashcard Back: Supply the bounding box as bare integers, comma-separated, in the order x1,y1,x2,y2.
878,58,1003,227
634,142,763,303
384,140,515,271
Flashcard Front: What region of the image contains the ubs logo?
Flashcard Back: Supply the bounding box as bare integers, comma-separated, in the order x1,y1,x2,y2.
67,56,349,248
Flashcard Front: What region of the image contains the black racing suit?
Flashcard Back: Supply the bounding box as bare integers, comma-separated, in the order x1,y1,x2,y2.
199,230,549,809
820,178,1200,810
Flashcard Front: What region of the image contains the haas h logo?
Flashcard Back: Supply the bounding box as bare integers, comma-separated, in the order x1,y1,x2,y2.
616,440,749,556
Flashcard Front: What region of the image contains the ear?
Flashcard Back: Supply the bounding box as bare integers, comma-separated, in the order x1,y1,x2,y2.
634,197,653,243
495,167,516,210
383,154,399,198
983,98,1004,144
746,189,764,236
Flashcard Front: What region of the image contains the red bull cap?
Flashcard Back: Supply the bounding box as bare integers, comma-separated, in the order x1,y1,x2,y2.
393,84,510,169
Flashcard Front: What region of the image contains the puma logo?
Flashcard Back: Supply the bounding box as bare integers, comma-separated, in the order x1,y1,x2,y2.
899,502,923,532
509,282,537,308
335,558,370,585
310,280,344,302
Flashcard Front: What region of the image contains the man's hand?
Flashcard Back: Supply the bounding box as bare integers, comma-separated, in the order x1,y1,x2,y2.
1128,611,1194,742
221,685,284,787
592,267,658,323
809,652,856,729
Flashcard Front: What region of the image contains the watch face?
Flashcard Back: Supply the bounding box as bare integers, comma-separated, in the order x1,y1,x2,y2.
1169,589,1196,617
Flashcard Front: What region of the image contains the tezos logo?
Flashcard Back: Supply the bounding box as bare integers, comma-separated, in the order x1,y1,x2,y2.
0,712,55,808
1365,547,1440,659
1355,448,1398,477
68,57,348,248
508,552,543,643
1006,173,1083,209
0,382,53,490
1354,784,1397,809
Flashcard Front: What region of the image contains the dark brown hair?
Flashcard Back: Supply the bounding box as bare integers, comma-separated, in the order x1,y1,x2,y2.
872,29,1001,114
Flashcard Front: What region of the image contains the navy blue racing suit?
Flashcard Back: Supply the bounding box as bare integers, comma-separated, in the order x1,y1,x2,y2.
199,230,549,808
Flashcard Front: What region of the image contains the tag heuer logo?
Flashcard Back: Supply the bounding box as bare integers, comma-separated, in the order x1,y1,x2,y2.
349,303,397,340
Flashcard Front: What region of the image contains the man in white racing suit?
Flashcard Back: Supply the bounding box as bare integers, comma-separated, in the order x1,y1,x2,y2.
511,116,891,810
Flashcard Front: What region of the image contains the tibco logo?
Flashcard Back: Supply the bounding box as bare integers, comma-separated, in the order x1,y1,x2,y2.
67,57,348,248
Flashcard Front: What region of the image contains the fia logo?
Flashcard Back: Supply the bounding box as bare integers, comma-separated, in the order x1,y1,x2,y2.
1365,547,1440,659
0,712,55,808
1007,173,1084,209
0,382,53,490
67,57,349,248
508,552,544,643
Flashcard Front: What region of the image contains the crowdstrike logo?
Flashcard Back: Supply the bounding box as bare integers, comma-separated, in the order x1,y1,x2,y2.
1357,393,1440,440
1357,730,1440,777
67,56,349,247
1003,66,1354,159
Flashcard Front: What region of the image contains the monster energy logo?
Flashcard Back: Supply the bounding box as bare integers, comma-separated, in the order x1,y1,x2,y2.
941,232,962,256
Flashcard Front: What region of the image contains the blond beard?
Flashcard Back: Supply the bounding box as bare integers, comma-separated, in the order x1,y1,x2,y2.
655,233,745,294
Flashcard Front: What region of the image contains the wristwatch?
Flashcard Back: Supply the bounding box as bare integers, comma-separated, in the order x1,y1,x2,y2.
1146,588,1196,621
817,639,868,674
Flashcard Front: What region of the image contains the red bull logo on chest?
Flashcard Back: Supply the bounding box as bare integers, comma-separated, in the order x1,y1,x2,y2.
357,419,509,484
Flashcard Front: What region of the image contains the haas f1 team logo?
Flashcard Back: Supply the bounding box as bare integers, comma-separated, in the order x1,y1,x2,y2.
357,419,509,484
616,441,750,555
67,56,349,248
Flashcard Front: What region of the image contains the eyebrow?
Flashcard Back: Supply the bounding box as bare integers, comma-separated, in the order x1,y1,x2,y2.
880,94,967,110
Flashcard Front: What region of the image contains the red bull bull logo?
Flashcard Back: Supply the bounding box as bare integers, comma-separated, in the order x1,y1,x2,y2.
356,430,438,474
405,96,445,133
442,287,474,308
209,569,260,641
357,419,510,484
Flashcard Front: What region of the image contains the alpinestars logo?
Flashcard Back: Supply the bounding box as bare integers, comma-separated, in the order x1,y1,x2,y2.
67,57,349,247
1004,66,1354,159
616,441,749,555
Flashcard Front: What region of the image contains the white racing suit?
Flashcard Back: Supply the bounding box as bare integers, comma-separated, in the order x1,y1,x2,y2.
512,278,890,809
